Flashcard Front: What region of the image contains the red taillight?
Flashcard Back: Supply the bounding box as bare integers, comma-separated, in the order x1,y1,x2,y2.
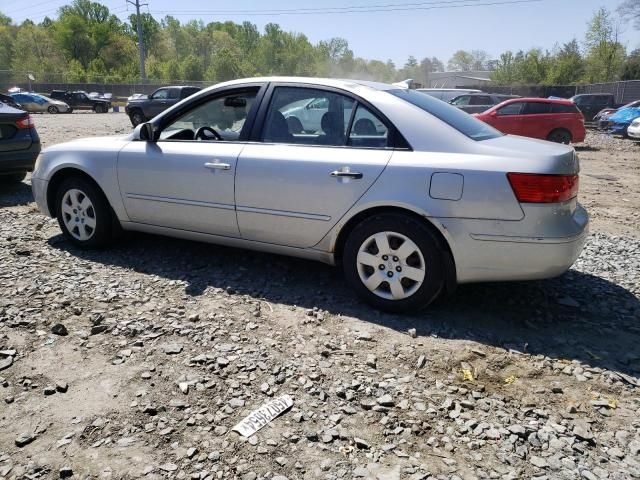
15,115,35,129
507,173,579,203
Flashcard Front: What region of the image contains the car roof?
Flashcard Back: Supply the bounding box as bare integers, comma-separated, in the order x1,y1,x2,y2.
211,76,398,93
500,97,575,105
417,88,482,92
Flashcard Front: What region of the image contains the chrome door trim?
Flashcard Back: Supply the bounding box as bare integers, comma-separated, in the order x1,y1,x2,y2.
236,205,331,221
125,193,235,211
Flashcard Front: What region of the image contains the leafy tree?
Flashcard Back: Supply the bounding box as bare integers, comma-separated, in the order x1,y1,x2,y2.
583,7,625,82
621,49,640,80
618,0,640,30
545,40,584,84
447,50,475,71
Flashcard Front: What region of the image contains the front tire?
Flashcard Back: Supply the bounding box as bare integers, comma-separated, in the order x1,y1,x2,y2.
55,177,114,248
95,104,107,113
48,105,59,114
130,110,145,126
342,213,445,312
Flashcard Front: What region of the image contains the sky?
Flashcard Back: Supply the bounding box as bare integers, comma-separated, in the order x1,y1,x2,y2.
1,0,639,66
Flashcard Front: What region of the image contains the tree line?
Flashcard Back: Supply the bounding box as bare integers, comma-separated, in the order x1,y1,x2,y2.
0,0,638,86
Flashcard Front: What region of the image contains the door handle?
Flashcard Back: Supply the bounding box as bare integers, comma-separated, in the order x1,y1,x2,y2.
330,169,363,179
204,162,231,170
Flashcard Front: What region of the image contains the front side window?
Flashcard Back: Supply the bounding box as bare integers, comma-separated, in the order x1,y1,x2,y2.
392,89,501,141
451,96,471,106
497,102,524,115
152,89,169,100
263,87,354,146
160,89,258,141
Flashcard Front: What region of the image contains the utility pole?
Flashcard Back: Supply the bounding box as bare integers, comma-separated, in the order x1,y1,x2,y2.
127,0,148,82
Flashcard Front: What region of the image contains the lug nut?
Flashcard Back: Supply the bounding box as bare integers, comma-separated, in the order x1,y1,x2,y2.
379,264,385,270
396,266,402,272
387,271,393,278
382,255,389,261
393,256,399,262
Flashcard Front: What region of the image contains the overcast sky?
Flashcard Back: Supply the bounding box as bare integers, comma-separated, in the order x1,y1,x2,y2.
2,0,639,66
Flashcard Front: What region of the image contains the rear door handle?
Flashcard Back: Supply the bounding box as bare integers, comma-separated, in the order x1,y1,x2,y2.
330,170,363,179
204,162,231,170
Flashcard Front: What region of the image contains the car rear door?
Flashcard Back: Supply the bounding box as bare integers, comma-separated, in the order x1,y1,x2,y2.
521,101,552,139
235,84,393,248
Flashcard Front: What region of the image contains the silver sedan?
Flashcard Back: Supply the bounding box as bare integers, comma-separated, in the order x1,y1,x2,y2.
31,77,588,312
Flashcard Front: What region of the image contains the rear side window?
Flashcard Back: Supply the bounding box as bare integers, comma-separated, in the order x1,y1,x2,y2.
391,89,501,141
523,102,551,115
167,88,180,100
470,96,491,105
348,104,389,148
181,88,200,99
551,103,579,114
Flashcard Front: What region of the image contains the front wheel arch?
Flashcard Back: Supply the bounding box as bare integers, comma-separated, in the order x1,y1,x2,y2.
47,168,111,218
334,206,457,293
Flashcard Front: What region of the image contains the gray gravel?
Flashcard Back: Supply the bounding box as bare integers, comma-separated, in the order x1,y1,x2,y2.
0,116,639,479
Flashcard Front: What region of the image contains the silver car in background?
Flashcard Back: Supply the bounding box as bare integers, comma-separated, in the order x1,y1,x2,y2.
9,92,71,114
31,77,588,312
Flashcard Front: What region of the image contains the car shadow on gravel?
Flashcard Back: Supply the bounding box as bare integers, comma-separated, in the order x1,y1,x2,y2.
0,181,33,208
49,232,640,379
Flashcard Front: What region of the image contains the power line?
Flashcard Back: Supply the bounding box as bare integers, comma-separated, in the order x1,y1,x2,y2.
150,0,542,16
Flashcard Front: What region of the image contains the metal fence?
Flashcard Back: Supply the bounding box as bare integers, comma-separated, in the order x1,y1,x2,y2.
575,81,640,105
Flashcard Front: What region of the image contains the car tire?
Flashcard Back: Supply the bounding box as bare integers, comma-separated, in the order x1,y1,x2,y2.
0,172,27,184
67,108,74,114
95,104,107,113
130,110,145,126
48,105,59,114
342,213,445,312
547,129,572,144
55,177,114,249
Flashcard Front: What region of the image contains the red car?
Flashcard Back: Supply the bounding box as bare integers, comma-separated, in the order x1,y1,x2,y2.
474,98,586,144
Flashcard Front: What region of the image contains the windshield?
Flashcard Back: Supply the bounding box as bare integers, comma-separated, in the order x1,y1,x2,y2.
390,89,502,141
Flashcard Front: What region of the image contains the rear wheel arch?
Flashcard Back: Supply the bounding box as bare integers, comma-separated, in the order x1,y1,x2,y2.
333,206,457,292
547,128,572,144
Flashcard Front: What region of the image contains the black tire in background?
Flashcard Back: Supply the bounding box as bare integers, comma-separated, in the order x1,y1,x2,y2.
342,213,446,313
55,177,115,249
0,172,27,184
47,105,59,114
130,110,145,126
547,129,572,144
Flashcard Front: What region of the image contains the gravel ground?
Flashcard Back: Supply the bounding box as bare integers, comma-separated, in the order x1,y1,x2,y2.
0,113,639,480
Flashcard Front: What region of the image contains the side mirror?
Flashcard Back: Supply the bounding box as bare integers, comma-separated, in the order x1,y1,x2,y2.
135,122,156,142
490,110,498,117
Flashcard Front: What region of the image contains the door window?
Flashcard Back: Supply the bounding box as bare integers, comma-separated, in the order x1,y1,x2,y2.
262,87,354,146
348,104,389,148
151,89,169,100
470,96,491,106
497,102,523,115
523,102,551,115
451,96,471,106
167,88,180,100
159,89,258,141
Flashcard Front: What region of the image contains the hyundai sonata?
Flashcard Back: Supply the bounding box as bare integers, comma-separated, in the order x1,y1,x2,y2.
31,77,588,312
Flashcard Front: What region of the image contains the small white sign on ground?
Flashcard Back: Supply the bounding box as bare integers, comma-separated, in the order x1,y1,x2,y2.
232,395,294,438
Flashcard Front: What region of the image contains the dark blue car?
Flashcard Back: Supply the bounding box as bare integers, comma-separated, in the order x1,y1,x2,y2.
0,103,41,183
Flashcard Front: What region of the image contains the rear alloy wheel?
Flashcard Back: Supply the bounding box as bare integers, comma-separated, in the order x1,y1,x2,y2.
547,129,572,144
55,177,114,248
343,213,445,312
48,105,59,114
130,110,145,126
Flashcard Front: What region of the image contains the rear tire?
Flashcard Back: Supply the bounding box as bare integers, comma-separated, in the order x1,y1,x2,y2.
55,177,114,249
0,172,27,184
47,105,59,114
547,129,572,144
342,213,445,312
130,110,145,126
95,104,107,114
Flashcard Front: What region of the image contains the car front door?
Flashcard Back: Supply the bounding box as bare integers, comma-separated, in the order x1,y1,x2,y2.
235,85,393,248
117,86,263,237
147,88,171,117
490,101,524,135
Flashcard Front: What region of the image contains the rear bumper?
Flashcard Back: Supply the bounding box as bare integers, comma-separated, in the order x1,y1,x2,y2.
0,143,41,175
441,203,589,283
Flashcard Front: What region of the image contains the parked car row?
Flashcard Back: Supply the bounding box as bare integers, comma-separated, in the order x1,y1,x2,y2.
4,90,112,114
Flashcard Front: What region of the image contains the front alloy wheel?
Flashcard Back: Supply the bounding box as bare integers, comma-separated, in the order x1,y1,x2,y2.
55,177,115,248
343,213,445,312
48,105,59,114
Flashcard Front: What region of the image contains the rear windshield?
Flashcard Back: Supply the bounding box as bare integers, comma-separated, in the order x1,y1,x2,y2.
390,89,502,141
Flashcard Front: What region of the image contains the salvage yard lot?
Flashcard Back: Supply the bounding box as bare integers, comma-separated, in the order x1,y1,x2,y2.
1,113,639,480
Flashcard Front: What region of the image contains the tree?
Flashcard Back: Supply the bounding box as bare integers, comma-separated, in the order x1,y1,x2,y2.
618,0,640,30
470,50,490,70
622,49,640,79
583,7,625,82
545,40,584,84
447,50,474,71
